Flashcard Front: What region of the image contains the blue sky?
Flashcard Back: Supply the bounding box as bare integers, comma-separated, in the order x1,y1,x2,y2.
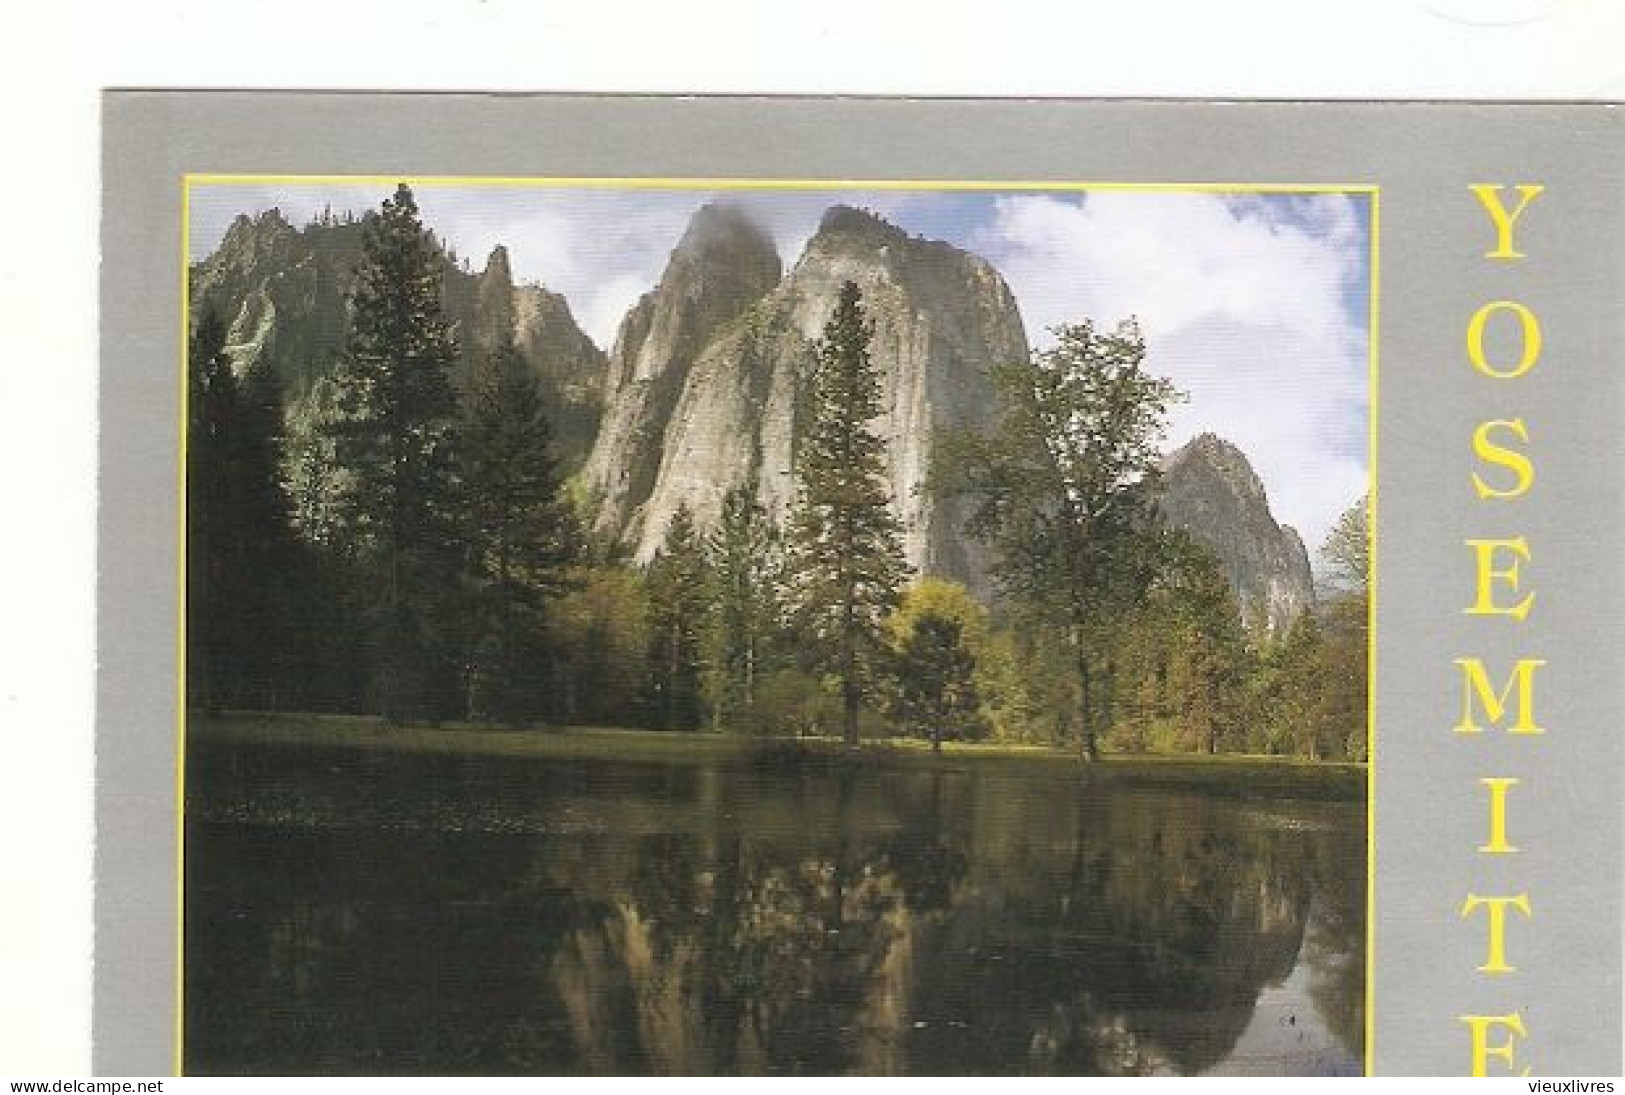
191,183,1372,552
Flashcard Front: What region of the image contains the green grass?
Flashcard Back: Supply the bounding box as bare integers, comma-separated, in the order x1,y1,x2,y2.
188,711,1365,800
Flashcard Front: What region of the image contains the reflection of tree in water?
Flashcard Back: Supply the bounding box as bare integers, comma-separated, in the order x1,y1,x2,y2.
901,788,1319,1075
187,745,1364,1075
1301,825,1366,1058
188,826,605,1074
540,773,1335,1075
547,769,966,1074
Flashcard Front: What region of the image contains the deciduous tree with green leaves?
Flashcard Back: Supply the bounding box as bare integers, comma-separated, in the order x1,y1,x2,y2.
786,281,912,746
1315,500,1370,760
939,318,1182,759
1319,495,1370,596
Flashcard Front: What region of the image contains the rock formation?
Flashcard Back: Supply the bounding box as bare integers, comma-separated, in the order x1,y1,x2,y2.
584,204,1030,594
190,208,608,469
194,201,1322,629
1158,433,1316,634
579,203,784,541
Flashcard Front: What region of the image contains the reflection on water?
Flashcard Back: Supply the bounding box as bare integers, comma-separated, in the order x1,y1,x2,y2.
186,743,1364,1075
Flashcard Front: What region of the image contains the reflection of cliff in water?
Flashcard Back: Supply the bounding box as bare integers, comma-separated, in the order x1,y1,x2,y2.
185,746,1364,1075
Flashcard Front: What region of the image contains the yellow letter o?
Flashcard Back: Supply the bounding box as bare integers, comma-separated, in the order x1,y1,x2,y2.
1467,300,1542,379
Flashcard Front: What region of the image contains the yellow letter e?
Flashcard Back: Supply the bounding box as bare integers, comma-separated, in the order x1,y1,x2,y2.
1459,1013,1529,1076
1466,538,1534,620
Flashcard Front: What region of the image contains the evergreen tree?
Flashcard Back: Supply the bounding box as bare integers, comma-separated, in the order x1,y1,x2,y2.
938,318,1181,759
1159,536,1248,754
786,282,911,746
324,183,462,722
646,504,709,730
1277,611,1330,759
459,335,580,724
187,307,235,711
703,484,783,732
187,306,299,711
283,376,353,551
893,610,982,754
1319,495,1370,595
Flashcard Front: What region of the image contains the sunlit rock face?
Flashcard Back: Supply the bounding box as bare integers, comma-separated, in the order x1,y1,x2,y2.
580,203,785,546
197,200,1317,622
1158,433,1317,635
586,204,1029,596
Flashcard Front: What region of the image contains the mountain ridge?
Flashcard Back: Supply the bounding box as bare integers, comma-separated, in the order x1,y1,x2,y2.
190,207,609,469
192,200,1320,630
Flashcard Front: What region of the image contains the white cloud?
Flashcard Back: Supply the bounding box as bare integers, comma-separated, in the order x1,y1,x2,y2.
978,191,1370,552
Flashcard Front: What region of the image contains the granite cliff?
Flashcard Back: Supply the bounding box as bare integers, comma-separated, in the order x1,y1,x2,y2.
193,201,1319,629
583,204,1030,593
191,208,608,468
1158,433,1316,634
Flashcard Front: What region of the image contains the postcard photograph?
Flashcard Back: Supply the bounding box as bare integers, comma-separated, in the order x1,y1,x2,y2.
180,179,1372,1076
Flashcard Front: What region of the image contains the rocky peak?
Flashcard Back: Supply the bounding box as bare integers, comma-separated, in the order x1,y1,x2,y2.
191,205,608,471
596,206,1028,595
204,210,304,295
676,203,779,266
1158,433,1315,635
808,204,911,249
582,204,783,535
480,244,514,288
219,208,294,251
472,245,517,349
1166,433,1266,500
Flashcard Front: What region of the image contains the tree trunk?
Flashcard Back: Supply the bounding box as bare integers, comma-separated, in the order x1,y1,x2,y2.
841,592,859,747
1077,641,1098,761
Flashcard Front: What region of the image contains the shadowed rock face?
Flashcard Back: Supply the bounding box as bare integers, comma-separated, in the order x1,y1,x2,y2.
588,204,1030,594
1158,433,1316,634
469,244,608,465
190,209,608,469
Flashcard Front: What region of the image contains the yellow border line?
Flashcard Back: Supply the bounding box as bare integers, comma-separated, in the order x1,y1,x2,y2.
1365,188,1381,1078
175,182,192,1077
185,173,1379,195
175,173,1381,1076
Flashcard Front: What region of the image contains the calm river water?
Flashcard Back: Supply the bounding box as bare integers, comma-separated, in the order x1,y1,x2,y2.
186,739,1364,1075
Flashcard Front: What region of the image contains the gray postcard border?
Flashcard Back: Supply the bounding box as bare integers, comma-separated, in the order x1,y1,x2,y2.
99,93,1622,1076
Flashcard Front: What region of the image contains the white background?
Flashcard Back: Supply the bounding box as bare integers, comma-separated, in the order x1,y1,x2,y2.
2,0,1621,1074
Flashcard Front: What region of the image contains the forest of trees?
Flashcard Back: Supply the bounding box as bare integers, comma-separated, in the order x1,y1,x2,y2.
187,184,1368,761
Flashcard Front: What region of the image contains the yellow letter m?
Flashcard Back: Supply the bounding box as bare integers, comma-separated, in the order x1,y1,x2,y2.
1454,658,1546,734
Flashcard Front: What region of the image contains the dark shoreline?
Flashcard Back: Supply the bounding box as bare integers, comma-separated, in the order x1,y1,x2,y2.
188,711,1366,802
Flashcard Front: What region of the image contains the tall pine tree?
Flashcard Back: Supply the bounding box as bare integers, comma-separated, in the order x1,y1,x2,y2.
187,307,235,711
787,281,910,746
646,504,710,730
187,306,298,711
459,334,581,724
703,483,783,732
326,183,462,723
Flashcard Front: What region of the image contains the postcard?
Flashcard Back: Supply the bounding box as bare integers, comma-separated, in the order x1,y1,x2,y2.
96,94,1622,1077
